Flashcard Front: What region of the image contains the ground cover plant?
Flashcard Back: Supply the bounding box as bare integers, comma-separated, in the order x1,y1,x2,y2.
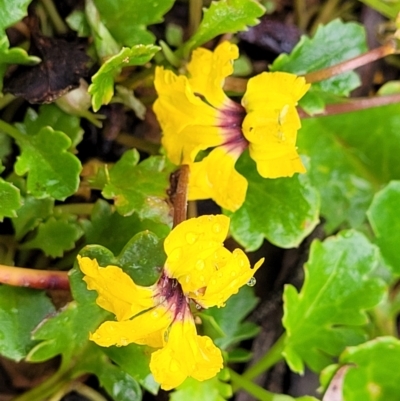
1,0,400,400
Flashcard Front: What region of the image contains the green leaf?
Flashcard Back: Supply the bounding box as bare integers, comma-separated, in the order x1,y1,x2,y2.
85,0,120,59
102,150,174,224
229,152,320,251
93,0,175,46
0,177,21,220
20,215,83,258
0,286,55,361
0,0,41,91
202,286,259,350
0,131,12,161
89,44,159,111
66,10,91,37
97,363,142,401
271,19,367,103
359,0,400,18
282,230,386,374
298,103,400,232
27,261,109,363
82,199,170,255
367,181,400,274
182,0,265,56
11,195,53,240
339,337,400,401
81,228,165,286
14,126,82,200
105,344,158,394
117,231,166,286
19,106,83,150
171,373,232,401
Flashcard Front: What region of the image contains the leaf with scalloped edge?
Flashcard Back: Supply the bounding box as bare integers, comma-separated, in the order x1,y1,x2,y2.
19,105,83,150
14,126,81,200
93,0,174,46
81,199,170,255
0,1,41,91
298,103,400,233
0,172,21,220
182,0,265,56
102,149,174,225
89,45,159,111
12,195,53,240
283,230,386,374
271,19,367,113
228,152,320,251
367,181,400,274
171,371,232,401
0,286,55,361
20,215,84,258
322,337,400,401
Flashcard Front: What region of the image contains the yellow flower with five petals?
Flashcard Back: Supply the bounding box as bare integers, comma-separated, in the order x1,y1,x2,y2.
78,215,263,390
154,42,310,212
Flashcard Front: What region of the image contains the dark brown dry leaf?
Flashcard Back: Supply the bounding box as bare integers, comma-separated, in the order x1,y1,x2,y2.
4,29,89,104
238,17,301,54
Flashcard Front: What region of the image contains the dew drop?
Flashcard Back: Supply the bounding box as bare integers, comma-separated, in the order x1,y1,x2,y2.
247,277,256,287
195,260,205,270
186,232,198,244
212,223,222,233
195,303,202,310
120,337,128,346
151,310,159,319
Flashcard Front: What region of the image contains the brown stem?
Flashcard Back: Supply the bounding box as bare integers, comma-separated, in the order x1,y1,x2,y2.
299,93,400,118
0,264,70,290
303,41,397,83
173,165,190,227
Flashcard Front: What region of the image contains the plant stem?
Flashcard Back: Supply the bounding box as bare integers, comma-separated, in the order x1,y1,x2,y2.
304,41,397,84
0,264,70,290
229,369,294,401
233,333,286,392
172,165,189,227
0,119,24,141
300,93,400,118
189,0,203,37
40,0,69,34
13,363,72,401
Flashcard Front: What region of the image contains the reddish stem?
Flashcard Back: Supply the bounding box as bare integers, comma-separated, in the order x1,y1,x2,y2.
299,93,400,118
0,264,70,290
172,165,190,227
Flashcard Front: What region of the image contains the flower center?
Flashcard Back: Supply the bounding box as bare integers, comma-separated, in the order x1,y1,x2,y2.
156,273,189,320
217,100,248,154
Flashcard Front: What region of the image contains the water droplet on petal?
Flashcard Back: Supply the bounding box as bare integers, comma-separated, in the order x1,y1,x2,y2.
247,277,256,287
186,232,198,244
151,310,159,318
212,223,222,233
120,337,128,346
195,260,205,270
195,303,202,310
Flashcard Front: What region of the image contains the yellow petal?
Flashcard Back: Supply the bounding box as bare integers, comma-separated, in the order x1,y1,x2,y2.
194,250,264,308
242,72,310,110
164,215,230,291
77,256,154,321
153,67,224,164
149,318,223,390
188,147,248,212
187,41,239,109
90,305,174,348
241,72,309,178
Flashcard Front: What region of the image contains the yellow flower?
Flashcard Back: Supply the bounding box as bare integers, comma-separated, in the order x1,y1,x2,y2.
154,41,310,212
78,215,263,390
